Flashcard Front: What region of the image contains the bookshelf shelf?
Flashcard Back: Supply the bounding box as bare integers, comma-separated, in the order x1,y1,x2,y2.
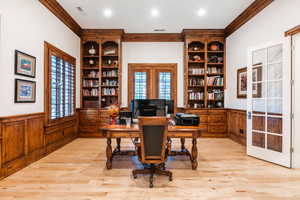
185,38,225,109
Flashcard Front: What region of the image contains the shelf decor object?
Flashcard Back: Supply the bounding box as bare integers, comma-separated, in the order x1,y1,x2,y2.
237,67,247,98
184,35,226,109
15,50,36,78
15,79,36,103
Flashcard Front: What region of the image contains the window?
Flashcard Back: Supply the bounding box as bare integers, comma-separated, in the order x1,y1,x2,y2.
158,72,171,100
134,72,147,99
45,42,76,123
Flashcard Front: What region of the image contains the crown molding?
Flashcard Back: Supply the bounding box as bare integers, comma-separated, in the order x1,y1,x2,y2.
182,29,225,38
39,0,82,37
285,25,300,37
225,0,274,37
122,33,183,42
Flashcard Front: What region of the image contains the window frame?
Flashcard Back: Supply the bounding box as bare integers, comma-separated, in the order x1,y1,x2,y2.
128,63,177,108
44,42,76,126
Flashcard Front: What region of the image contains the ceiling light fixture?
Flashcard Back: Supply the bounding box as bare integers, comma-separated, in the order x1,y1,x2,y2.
151,8,159,17
197,8,206,17
103,8,113,18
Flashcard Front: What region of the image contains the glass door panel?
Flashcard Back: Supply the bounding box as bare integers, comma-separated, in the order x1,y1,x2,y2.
247,42,291,167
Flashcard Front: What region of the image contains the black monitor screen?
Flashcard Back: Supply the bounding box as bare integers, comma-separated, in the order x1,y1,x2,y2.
131,99,173,118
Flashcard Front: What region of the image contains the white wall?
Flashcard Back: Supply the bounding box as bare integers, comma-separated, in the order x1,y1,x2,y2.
0,0,81,117
225,0,300,168
122,42,184,107
225,0,300,110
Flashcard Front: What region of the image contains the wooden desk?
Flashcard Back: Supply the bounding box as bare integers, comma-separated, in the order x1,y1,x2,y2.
100,124,201,170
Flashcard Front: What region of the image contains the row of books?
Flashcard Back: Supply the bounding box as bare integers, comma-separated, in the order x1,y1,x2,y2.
207,67,222,74
207,76,223,86
102,88,117,95
208,90,224,100
85,71,99,78
102,80,118,86
189,68,205,75
189,92,204,100
83,89,99,96
83,80,99,87
102,70,118,77
189,78,204,86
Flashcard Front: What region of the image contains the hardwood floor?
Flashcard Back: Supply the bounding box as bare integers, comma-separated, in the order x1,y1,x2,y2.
0,138,300,200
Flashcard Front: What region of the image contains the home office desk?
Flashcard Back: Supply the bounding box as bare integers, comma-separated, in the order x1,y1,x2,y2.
100,124,201,170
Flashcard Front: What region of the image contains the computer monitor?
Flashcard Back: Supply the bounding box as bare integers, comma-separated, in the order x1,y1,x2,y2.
130,99,174,118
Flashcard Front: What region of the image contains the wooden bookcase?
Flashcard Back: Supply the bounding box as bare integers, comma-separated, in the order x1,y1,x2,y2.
81,39,121,108
184,37,225,109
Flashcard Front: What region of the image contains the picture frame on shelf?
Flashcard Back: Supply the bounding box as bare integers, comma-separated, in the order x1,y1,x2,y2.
15,50,36,78
15,79,36,103
237,67,247,98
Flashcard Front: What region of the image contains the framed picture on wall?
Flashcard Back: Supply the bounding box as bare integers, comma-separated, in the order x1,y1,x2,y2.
15,79,36,103
237,67,247,98
252,65,262,98
15,50,36,78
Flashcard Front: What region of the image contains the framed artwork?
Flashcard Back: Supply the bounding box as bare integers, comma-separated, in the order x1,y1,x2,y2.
15,50,36,78
15,79,36,103
237,67,247,98
252,65,262,98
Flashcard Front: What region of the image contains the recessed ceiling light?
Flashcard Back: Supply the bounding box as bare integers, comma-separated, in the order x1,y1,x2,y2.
151,8,159,17
197,8,206,17
103,8,113,18
154,28,166,32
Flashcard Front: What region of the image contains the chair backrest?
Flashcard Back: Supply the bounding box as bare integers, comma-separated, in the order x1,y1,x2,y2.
138,117,168,163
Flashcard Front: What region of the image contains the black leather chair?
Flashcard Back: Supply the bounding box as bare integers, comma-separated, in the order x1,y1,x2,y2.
132,117,172,188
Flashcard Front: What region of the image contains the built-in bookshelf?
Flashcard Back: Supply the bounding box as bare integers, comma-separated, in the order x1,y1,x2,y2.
81,39,121,108
185,38,225,109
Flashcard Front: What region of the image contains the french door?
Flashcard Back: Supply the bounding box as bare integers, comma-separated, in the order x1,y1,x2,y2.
247,41,292,167
128,63,177,106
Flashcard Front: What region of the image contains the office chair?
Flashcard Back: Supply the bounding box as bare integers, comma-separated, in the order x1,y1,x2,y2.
132,117,172,188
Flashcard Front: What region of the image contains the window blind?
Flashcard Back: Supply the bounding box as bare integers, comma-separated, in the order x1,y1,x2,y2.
50,55,75,120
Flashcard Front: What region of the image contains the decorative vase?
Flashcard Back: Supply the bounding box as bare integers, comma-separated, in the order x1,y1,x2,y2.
210,44,219,51
89,59,95,65
89,46,96,55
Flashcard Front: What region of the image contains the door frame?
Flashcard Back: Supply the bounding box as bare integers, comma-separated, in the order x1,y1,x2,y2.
128,63,178,108
246,38,292,168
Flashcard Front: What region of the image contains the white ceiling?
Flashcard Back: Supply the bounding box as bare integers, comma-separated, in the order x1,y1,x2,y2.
57,0,255,33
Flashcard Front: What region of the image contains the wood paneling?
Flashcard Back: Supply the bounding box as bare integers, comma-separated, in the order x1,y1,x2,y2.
185,109,227,137
78,109,107,137
227,109,247,146
225,0,274,37
0,112,78,180
123,33,183,42
0,113,44,178
38,0,82,37
285,25,300,36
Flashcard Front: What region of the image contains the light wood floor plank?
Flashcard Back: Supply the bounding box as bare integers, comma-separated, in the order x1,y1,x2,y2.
0,138,300,200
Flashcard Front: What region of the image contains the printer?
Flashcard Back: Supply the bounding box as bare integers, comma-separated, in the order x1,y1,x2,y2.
174,113,200,126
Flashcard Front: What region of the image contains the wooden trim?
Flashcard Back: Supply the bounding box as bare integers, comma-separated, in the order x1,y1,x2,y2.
81,29,124,41
0,113,44,122
123,33,183,42
225,0,274,37
182,29,225,38
285,25,300,37
127,63,178,108
39,0,82,37
44,42,76,127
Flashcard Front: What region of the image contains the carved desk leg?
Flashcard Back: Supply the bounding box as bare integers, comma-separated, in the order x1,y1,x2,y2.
191,134,198,170
116,138,121,152
180,138,186,152
106,137,113,169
